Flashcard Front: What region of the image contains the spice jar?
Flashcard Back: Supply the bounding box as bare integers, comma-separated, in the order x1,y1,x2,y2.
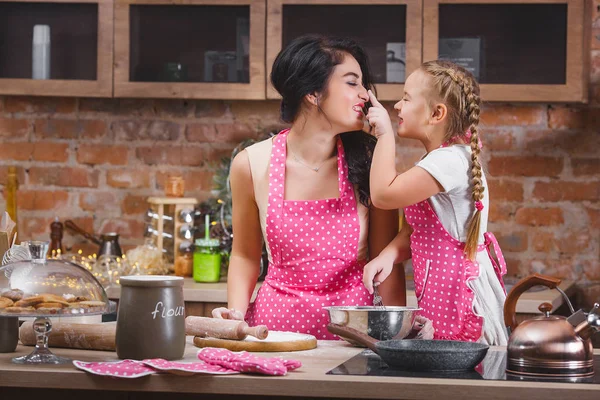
174,252,193,277
193,238,221,283
165,176,184,197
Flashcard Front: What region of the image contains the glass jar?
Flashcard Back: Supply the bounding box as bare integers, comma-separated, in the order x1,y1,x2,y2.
193,239,221,283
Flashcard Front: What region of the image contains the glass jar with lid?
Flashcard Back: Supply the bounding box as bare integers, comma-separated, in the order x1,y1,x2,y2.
0,241,116,364
193,238,221,283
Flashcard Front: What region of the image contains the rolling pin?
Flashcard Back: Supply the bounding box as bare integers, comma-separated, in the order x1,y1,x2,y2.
185,316,268,340
19,321,116,351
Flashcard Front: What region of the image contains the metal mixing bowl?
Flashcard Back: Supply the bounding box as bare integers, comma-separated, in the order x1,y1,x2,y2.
323,306,420,347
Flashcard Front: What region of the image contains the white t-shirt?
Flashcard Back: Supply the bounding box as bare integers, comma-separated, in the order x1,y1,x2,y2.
415,145,508,346
416,145,489,243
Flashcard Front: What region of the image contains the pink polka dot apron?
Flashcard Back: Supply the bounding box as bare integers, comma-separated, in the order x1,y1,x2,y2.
246,129,372,340
404,200,507,342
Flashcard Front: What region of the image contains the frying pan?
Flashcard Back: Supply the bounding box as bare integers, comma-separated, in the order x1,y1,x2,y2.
328,323,489,371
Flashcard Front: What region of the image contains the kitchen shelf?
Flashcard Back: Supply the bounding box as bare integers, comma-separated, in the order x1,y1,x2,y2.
0,0,589,102
423,0,588,102
0,0,113,97
266,0,422,100
114,0,266,99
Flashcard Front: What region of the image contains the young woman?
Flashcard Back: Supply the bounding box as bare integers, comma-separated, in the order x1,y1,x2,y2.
212,35,406,339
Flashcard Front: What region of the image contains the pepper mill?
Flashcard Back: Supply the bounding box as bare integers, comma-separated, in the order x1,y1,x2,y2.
49,217,64,257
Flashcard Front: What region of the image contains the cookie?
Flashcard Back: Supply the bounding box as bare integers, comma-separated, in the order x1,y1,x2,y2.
77,301,106,307
35,307,62,314
15,296,44,307
67,296,90,303
0,297,14,308
40,294,71,306
1,289,24,301
34,302,66,309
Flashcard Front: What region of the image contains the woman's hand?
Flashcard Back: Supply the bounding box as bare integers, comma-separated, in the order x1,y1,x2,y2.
366,90,393,138
363,253,395,295
212,307,245,320
405,315,435,340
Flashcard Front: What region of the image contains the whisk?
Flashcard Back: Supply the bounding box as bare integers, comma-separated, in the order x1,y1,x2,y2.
373,282,385,309
2,236,31,266
2,239,32,281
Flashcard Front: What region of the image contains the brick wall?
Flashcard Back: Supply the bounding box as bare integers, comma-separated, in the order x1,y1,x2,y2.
0,7,598,307
0,97,286,255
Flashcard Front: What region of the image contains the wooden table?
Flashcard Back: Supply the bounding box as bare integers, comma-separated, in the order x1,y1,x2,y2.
0,338,597,400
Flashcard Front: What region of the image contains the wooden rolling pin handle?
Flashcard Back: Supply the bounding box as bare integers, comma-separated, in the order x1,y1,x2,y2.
185,316,268,340
242,324,269,340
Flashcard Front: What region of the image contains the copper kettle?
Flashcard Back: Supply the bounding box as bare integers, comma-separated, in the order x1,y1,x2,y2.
504,273,600,378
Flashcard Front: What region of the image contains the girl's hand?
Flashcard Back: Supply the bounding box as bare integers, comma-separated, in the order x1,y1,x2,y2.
363,254,395,294
212,307,245,320
405,315,435,340
366,90,393,138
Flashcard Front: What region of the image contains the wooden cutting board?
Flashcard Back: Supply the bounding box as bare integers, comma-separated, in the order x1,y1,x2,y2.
193,331,317,352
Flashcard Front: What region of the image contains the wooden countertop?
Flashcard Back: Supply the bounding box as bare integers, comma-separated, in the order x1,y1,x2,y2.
106,278,576,314
0,338,597,399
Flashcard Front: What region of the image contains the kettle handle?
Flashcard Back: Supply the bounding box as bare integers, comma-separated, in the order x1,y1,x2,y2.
504,273,561,331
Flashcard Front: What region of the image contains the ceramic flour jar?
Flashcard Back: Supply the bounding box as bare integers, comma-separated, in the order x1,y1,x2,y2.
116,276,185,360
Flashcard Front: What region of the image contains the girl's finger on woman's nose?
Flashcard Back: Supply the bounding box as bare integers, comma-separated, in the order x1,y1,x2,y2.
368,90,383,108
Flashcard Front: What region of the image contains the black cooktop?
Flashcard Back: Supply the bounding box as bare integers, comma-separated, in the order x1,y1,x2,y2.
327,349,600,384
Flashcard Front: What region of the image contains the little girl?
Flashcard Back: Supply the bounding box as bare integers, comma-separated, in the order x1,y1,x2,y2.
363,60,508,345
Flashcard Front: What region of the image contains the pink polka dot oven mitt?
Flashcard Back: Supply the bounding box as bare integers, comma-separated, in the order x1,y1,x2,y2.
72,349,301,378
197,348,302,376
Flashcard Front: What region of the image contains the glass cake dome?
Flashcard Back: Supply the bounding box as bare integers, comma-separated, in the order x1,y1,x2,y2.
0,241,116,364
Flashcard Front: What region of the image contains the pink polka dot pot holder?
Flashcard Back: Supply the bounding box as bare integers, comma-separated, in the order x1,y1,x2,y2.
73,359,156,379
73,348,302,378
143,359,238,376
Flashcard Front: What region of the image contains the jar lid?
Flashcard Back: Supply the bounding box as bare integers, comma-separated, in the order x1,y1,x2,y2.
195,238,220,248
120,275,184,288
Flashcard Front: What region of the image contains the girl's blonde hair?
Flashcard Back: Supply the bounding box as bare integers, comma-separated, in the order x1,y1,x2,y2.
420,60,483,260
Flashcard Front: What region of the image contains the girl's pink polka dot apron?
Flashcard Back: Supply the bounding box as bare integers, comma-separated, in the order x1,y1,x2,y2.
404,200,507,342
246,129,372,340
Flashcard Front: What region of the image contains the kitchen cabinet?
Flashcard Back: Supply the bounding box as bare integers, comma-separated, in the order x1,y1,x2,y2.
0,0,589,102
423,0,588,102
0,0,114,97
266,0,423,101
113,0,266,99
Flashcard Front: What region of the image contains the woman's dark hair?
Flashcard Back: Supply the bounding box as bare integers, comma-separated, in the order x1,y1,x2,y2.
270,35,377,207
